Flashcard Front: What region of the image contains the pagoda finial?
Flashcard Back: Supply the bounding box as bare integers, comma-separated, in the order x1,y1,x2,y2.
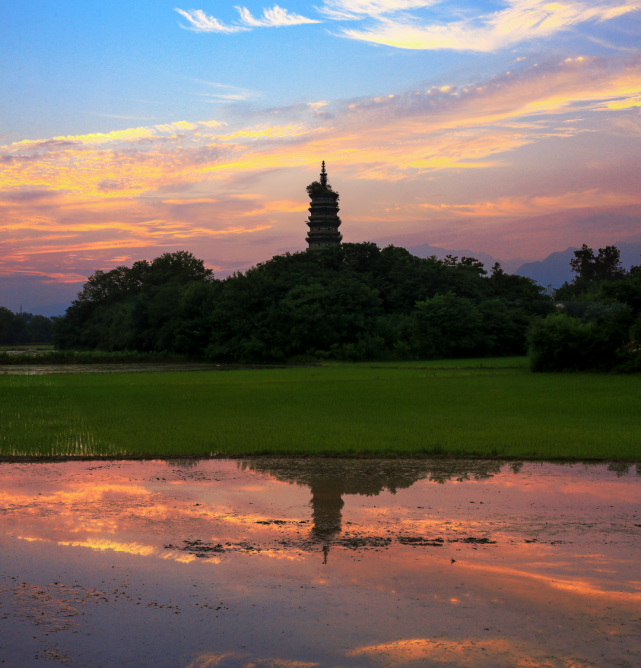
320,160,328,187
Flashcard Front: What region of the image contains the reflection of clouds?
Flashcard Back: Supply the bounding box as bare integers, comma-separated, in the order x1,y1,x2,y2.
2,461,639,668
1,460,639,580
349,637,554,667
184,654,318,668
459,559,641,603
17,534,199,562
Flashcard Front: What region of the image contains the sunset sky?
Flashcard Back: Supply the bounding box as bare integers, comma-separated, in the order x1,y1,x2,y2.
2,0,641,312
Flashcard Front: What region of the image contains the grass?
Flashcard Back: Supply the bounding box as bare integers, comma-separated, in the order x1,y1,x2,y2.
1,358,639,460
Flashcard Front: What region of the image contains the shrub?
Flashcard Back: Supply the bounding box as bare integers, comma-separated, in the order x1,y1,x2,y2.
527,313,623,372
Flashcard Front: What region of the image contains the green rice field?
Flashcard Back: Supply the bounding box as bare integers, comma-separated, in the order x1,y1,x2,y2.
1,357,639,460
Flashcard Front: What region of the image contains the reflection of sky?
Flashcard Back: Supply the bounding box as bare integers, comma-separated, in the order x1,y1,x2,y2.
2,2,641,311
1,459,641,667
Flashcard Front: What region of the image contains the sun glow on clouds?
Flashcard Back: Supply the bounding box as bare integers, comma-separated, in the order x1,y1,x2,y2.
340,0,641,51
1,55,641,284
414,190,641,218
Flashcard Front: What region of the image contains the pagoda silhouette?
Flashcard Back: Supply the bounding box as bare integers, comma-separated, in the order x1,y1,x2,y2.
305,161,342,250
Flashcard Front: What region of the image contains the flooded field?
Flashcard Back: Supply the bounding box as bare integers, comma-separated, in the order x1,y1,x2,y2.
0,363,273,376
0,459,640,667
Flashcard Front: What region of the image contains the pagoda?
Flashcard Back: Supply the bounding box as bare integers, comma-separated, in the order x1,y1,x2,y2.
305,161,342,250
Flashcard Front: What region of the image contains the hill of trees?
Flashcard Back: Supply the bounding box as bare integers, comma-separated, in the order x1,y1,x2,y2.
52,244,552,362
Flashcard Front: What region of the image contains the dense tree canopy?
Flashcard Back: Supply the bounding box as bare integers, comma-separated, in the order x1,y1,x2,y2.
530,245,641,372
556,244,630,300
53,245,551,362
0,308,54,344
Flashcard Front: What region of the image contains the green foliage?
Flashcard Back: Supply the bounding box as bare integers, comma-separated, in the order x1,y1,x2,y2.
415,293,483,357
53,243,551,362
570,244,626,283
0,307,54,344
2,362,640,460
555,244,630,301
527,312,631,372
306,181,338,198
530,244,641,373
600,272,641,317
53,250,214,351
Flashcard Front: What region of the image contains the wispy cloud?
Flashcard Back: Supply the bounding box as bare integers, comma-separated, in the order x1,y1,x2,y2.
338,0,641,51
175,5,318,33
91,113,157,121
236,5,320,26
318,0,435,20
175,8,248,33
174,1,640,51
194,80,260,101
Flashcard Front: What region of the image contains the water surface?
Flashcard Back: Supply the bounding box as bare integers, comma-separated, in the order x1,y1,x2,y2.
1,459,640,667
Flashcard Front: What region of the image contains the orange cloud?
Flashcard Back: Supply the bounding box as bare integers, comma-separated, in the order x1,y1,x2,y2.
414,189,641,218
2,55,641,283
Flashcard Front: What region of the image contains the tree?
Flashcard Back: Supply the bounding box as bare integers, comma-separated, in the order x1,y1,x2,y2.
53,243,545,361
569,244,626,283
414,292,483,358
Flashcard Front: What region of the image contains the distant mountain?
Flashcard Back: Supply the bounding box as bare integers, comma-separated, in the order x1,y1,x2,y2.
516,242,641,287
515,248,579,287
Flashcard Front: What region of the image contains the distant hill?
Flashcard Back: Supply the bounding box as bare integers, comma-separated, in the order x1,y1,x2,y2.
516,242,641,287
515,248,579,287
30,302,72,318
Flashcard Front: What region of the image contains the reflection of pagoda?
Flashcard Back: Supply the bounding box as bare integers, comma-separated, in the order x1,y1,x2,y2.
305,161,342,250
239,459,504,562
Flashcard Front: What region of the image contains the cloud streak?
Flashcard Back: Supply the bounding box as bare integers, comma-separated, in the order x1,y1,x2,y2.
339,0,641,51
236,5,320,26
318,0,437,20
175,8,248,33
175,5,319,33
174,0,640,52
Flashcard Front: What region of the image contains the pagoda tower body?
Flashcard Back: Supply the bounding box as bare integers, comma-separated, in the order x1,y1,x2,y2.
305,161,342,250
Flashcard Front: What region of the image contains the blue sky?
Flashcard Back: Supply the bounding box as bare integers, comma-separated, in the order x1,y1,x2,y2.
6,0,638,141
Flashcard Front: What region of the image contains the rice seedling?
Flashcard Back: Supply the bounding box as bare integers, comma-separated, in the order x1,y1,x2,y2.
1,360,639,460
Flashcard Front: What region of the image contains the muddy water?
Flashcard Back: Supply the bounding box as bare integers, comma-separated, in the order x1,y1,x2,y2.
0,459,639,668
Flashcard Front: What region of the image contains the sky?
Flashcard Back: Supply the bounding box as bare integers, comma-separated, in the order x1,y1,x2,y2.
1,0,641,312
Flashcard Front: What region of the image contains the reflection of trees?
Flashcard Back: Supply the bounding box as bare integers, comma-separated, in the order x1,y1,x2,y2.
607,462,631,477
240,459,505,560
165,458,200,470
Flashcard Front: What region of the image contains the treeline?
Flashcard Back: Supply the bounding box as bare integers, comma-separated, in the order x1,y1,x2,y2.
0,308,54,345
529,245,641,372
53,245,552,362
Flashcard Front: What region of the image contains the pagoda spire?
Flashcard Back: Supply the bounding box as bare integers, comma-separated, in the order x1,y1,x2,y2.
320,160,328,187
